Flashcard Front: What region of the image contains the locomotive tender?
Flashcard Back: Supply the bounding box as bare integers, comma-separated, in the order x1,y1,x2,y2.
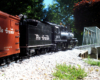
0,11,78,64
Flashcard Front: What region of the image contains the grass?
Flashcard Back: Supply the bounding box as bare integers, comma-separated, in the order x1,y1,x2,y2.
84,56,100,66
52,64,87,80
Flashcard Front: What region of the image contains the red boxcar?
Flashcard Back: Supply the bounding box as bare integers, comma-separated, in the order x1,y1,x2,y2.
0,11,20,58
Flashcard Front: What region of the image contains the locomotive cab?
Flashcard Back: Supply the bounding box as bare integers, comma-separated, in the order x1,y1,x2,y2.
54,26,61,40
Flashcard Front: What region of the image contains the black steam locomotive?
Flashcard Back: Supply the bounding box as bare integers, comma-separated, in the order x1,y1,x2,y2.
19,16,78,57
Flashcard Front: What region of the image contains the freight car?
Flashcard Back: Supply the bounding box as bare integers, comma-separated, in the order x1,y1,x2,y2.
0,11,78,65
0,11,20,64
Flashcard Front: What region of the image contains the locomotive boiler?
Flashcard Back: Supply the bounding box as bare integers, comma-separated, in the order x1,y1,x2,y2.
60,25,78,48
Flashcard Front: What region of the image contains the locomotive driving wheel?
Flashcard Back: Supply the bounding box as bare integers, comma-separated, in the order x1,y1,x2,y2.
61,43,66,50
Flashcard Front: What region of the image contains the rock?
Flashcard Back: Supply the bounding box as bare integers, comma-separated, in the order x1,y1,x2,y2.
0,49,99,80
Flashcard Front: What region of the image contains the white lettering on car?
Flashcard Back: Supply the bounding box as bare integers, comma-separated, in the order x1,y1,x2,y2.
5,28,14,34
0,26,3,33
35,34,41,40
35,34,49,40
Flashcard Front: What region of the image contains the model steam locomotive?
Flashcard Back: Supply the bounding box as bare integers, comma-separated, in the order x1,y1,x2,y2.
0,11,78,64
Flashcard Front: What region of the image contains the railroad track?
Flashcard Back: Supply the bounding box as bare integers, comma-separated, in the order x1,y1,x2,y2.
0,44,97,67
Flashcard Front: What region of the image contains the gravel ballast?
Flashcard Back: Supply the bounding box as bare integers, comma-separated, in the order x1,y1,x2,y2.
0,49,100,80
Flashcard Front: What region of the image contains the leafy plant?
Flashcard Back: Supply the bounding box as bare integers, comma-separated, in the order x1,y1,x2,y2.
53,64,87,80
0,0,45,20
85,56,100,66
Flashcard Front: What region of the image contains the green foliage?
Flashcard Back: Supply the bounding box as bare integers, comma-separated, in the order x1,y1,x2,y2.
25,0,45,20
53,64,87,80
43,0,83,45
44,0,82,33
0,0,45,20
85,56,100,66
